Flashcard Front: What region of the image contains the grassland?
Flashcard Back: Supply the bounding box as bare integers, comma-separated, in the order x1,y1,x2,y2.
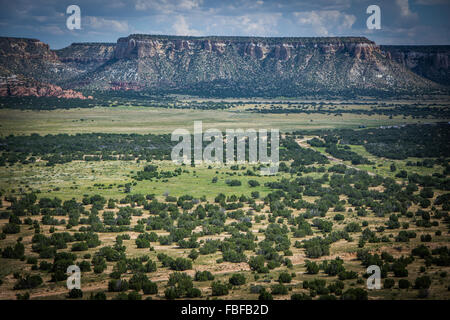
0,99,449,301
0,104,447,136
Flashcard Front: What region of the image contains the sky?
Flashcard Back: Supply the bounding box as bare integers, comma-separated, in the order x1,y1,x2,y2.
0,0,449,49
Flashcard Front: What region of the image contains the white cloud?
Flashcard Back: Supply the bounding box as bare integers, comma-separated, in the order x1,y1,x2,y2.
135,0,203,12
293,10,356,36
40,25,65,35
84,16,129,33
206,13,281,36
172,15,201,35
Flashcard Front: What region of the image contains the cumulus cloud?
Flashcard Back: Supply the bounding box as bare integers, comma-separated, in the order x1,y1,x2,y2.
135,0,203,12
171,15,201,35
84,16,129,33
293,10,356,36
205,13,281,36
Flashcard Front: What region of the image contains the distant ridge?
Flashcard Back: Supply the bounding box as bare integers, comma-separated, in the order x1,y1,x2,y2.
0,35,448,97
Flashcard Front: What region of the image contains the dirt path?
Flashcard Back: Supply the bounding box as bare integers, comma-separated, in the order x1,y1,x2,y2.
295,136,375,176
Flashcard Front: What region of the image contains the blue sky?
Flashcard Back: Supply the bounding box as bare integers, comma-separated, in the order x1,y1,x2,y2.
0,0,449,49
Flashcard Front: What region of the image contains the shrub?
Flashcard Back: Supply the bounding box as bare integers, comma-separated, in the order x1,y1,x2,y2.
195,271,214,282
108,279,129,292
67,288,83,299
258,289,273,300
398,279,411,289
13,275,43,290
89,292,107,300
142,281,158,295
414,276,431,289
248,180,260,187
291,293,312,300
129,273,149,291
128,291,142,300
164,287,178,300
188,249,199,261
305,260,319,274
338,270,358,280
3,223,20,234
229,274,246,286
278,272,292,284
341,288,368,300
171,257,192,271
271,284,288,295
186,287,202,298
384,278,395,289
211,281,229,296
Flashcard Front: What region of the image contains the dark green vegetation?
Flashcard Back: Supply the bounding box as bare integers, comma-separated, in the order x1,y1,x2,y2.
0,121,449,300
301,123,450,160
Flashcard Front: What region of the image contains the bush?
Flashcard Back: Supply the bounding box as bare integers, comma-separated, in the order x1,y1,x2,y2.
129,273,149,291
164,287,178,300
305,260,319,274
398,279,411,289
229,274,246,286
128,291,142,300
384,278,395,289
13,275,43,290
195,271,214,282
248,180,260,187
338,270,358,280
16,292,30,300
142,281,158,295
89,292,107,300
171,257,192,271
258,289,273,300
186,287,202,298
414,276,431,289
108,279,129,292
271,284,288,295
250,285,264,294
341,288,368,300
26,257,38,265
188,249,199,261
3,223,20,234
291,293,312,300
211,281,229,296
278,272,292,284
67,288,83,299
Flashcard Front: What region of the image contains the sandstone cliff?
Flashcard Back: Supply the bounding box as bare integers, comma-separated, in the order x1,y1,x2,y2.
381,45,450,85
0,35,447,97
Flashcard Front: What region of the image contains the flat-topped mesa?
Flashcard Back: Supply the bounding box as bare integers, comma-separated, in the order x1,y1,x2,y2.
114,34,379,60
0,37,59,62
0,35,443,95
54,42,116,64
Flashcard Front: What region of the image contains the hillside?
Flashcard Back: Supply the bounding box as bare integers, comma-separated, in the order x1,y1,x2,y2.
0,35,448,97
381,45,450,86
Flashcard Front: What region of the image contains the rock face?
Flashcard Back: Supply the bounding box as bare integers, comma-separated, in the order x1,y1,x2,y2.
0,35,448,97
54,42,116,75
0,75,91,99
71,35,440,95
381,45,450,86
0,37,90,99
